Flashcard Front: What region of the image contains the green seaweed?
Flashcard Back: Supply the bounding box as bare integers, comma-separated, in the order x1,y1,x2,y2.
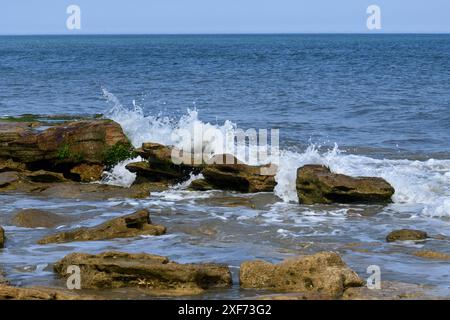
104,143,136,167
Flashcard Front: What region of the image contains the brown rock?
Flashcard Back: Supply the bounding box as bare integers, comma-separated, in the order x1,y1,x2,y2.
412,250,450,260
0,172,19,188
53,251,232,294
70,163,104,182
386,229,428,242
201,155,277,193
25,170,66,183
0,226,5,248
188,179,215,191
0,159,26,173
239,252,364,298
38,209,166,244
11,209,71,229
0,284,89,300
342,281,436,300
296,165,395,204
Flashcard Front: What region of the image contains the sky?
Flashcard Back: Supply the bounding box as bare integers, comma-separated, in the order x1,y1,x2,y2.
1,0,450,35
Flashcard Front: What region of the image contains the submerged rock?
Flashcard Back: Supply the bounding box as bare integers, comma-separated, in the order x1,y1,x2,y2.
296,165,395,204
38,209,166,244
386,229,428,242
412,250,450,260
12,209,71,229
201,155,277,193
0,226,4,248
53,251,232,294
239,252,364,298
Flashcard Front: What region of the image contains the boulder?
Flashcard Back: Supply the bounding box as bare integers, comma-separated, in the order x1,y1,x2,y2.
70,163,104,182
128,143,201,182
12,209,71,229
201,155,277,193
296,165,395,204
239,252,364,298
53,251,232,294
188,179,214,191
38,209,166,244
386,229,428,242
0,119,130,166
0,284,87,300
0,226,4,248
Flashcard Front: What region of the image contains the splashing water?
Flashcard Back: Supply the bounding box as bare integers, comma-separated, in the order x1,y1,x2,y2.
102,89,450,218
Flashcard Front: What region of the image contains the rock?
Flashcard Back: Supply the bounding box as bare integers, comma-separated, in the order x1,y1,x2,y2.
0,226,5,248
53,251,232,294
38,209,166,244
253,292,333,300
0,119,130,166
128,143,201,182
239,252,364,298
342,281,436,300
0,284,88,300
11,209,71,229
201,155,277,193
386,229,428,242
25,170,66,183
70,164,104,182
296,165,395,204
0,159,26,173
188,179,215,191
0,172,19,188
412,250,450,260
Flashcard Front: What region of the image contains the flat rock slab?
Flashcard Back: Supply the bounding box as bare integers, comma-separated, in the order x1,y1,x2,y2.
38,209,166,244
11,209,72,229
54,251,232,295
0,284,92,300
240,251,364,298
296,165,395,204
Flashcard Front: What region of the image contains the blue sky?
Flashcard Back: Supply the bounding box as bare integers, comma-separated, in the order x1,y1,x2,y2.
1,0,450,34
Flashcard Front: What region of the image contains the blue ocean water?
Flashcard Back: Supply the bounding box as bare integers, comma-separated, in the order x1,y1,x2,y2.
1,34,449,158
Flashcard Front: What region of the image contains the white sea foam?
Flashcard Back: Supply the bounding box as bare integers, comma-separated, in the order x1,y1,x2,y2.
101,156,143,187
102,90,450,218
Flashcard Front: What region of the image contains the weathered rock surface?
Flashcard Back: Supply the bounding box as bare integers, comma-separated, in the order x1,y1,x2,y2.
413,250,450,260
0,159,26,173
201,155,277,193
188,178,215,191
38,209,166,244
342,281,436,300
24,170,66,183
70,163,104,182
386,229,428,242
0,226,5,248
239,252,364,298
0,284,89,300
53,251,232,294
296,165,395,204
12,209,71,229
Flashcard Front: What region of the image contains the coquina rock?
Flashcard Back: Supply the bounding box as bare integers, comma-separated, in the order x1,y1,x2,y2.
12,209,72,229
38,209,166,244
201,154,277,193
0,226,5,248
386,229,428,242
296,165,395,204
0,119,131,167
53,251,232,294
240,252,364,298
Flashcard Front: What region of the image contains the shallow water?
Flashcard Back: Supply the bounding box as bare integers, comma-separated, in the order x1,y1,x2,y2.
1,34,450,298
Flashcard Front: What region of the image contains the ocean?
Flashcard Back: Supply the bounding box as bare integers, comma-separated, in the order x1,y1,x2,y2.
1,34,450,298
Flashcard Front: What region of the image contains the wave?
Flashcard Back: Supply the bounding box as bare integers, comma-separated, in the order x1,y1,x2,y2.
102,89,450,218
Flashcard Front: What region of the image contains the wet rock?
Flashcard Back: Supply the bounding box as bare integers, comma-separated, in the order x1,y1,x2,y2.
253,292,333,300
0,120,131,171
70,163,104,182
201,155,277,193
386,229,428,242
0,226,5,248
11,209,71,229
412,250,450,260
239,252,364,298
0,172,19,188
53,251,232,294
342,281,436,300
25,170,66,183
38,209,166,244
188,179,214,191
0,284,89,300
0,159,26,173
296,165,395,204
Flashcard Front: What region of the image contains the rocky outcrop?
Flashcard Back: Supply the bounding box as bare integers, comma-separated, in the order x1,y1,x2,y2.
201,155,277,193
239,252,364,298
386,229,428,242
127,143,202,183
12,209,71,229
0,284,88,300
296,165,395,204
0,226,5,248
70,164,104,182
38,209,166,244
53,251,232,295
